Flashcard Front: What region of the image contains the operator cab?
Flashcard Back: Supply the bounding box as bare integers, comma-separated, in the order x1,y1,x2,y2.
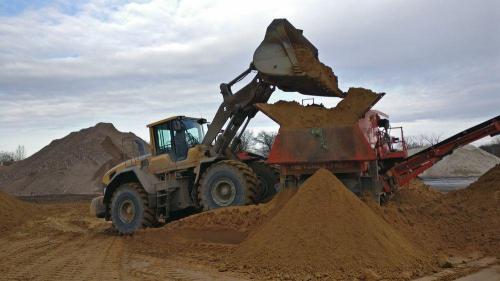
148,116,207,161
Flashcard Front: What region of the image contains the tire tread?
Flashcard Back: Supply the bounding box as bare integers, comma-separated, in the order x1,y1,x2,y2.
111,182,155,234
198,160,258,211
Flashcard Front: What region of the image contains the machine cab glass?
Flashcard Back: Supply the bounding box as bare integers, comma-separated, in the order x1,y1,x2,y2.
152,117,205,161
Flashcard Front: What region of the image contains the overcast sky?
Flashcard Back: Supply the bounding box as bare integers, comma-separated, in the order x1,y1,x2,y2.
0,0,499,156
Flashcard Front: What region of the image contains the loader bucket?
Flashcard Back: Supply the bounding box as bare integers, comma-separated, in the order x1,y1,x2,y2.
253,19,344,97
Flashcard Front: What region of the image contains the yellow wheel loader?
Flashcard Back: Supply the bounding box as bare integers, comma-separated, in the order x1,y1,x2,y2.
90,19,343,234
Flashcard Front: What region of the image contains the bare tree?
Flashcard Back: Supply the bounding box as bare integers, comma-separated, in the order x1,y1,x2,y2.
421,133,442,146
14,145,26,161
405,134,442,149
0,145,26,164
405,135,426,149
479,136,500,158
237,131,255,152
0,151,14,163
253,131,277,156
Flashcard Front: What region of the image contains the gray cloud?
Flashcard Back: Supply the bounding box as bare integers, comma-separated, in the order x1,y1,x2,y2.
0,0,499,154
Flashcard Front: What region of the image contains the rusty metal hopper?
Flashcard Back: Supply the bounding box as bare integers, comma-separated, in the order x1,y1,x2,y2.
255,88,384,169
253,19,344,97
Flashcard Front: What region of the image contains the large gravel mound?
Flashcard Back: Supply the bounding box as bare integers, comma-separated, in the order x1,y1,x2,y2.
410,145,500,178
0,123,147,196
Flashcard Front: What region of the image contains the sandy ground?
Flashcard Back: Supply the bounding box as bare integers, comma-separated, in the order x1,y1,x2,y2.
0,197,498,281
0,200,247,281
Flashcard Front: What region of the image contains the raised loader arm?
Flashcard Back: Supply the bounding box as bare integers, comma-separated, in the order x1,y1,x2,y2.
202,19,344,158
202,67,275,157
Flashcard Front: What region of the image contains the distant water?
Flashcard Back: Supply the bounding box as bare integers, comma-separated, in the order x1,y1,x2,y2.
422,177,478,192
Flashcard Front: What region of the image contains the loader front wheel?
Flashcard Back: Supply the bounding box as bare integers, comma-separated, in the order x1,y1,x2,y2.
198,160,258,211
110,182,155,235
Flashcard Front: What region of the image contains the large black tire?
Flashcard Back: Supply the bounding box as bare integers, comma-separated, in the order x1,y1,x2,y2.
249,161,279,202
198,160,258,211
110,182,155,234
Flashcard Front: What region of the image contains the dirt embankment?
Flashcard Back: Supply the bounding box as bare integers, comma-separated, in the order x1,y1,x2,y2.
371,164,500,258
0,123,148,196
0,191,36,233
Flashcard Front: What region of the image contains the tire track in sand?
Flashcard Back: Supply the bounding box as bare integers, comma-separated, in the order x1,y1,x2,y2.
0,234,77,280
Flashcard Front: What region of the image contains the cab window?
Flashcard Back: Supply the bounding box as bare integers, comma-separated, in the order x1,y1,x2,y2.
182,119,204,147
154,123,172,155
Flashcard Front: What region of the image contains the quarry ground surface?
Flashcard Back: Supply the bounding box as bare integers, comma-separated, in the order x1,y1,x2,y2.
0,199,497,281
1,166,499,281
0,198,246,281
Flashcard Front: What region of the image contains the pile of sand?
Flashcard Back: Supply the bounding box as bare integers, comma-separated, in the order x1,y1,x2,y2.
375,164,500,258
149,188,299,247
0,123,147,196
230,169,431,279
0,191,34,233
169,205,268,234
257,87,380,128
446,163,500,208
410,145,500,178
169,188,296,233
440,164,500,254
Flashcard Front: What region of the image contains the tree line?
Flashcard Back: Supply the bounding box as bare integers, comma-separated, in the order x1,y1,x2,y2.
236,130,277,156
0,145,26,165
404,134,442,149
479,137,500,158
405,133,500,158
236,131,446,156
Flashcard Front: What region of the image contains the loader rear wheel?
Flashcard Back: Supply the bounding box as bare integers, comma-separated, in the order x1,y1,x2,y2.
249,161,279,202
198,160,258,211
110,182,155,235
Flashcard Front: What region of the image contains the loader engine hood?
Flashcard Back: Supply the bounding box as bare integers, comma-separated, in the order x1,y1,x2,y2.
102,154,151,185
253,19,344,97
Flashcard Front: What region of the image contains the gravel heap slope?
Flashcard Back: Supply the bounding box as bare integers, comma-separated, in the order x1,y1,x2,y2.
409,145,500,178
0,123,147,195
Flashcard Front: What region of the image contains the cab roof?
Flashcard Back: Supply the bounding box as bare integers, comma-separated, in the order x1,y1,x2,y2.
147,115,202,128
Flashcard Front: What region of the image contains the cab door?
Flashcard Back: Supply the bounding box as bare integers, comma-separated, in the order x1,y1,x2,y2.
170,119,205,170
149,118,205,172
149,121,176,173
